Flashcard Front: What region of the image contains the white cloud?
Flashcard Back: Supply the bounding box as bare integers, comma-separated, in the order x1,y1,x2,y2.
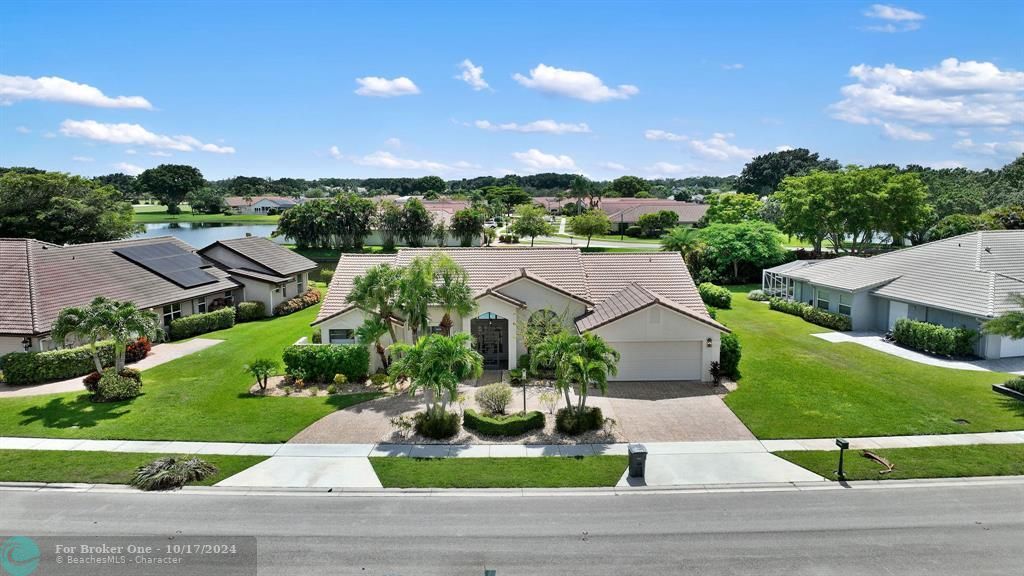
512,148,577,170
0,74,152,109
474,119,590,134
354,76,420,97
456,59,490,91
124,149,137,155
687,133,756,161
113,162,144,175
71,155,94,162
512,64,638,102
328,145,344,160
644,129,688,142
646,161,686,175
600,161,627,171
722,63,744,71
59,120,235,154
148,150,173,157
384,137,402,148
864,4,924,32
881,122,934,141
775,144,795,152
352,150,457,173
830,58,1024,132
953,138,1024,157
15,125,31,134
955,129,971,137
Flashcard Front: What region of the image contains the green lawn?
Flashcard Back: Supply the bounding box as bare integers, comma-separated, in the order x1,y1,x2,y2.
555,232,662,244
0,449,266,486
776,445,1024,481
371,456,627,488
133,209,280,224
720,286,1023,439
0,303,382,442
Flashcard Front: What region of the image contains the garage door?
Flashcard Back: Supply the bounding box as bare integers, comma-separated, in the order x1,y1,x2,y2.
1000,336,1024,358
607,341,703,381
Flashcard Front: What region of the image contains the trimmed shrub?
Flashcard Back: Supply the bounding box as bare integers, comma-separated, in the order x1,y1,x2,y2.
498,234,520,244
747,289,769,301
130,456,217,491
235,301,266,322
892,318,979,358
1004,377,1024,393
274,288,322,316
282,344,369,383
124,337,152,363
1,337,150,386
698,283,732,309
93,369,142,402
555,406,604,435
719,333,741,379
463,409,545,436
475,383,513,415
768,297,852,331
169,307,235,340
414,410,460,439
624,225,642,238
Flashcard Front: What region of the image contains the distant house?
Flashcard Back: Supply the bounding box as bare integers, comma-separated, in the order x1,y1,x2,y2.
762,230,1024,359
369,197,479,246
225,196,304,215
534,197,708,230
199,236,318,316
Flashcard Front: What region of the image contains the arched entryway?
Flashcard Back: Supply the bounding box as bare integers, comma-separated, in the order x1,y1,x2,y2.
471,312,509,370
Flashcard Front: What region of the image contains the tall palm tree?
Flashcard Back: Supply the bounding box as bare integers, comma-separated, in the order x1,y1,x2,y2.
566,333,619,412
983,294,1024,339
529,330,578,411
356,316,391,370
399,256,434,340
431,254,475,336
389,333,483,419
105,301,158,371
51,297,117,373
347,263,403,344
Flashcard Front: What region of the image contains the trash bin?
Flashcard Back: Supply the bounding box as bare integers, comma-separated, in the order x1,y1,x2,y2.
628,443,647,478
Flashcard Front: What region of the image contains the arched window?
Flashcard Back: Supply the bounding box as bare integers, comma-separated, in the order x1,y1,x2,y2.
525,309,561,350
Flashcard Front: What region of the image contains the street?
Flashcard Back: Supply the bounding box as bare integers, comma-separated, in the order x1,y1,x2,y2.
2,482,1021,575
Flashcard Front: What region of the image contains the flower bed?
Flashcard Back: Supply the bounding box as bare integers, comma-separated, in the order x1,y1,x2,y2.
273,288,322,316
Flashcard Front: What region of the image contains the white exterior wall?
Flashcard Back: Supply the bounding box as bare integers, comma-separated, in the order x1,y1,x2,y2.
0,336,29,356
317,308,398,373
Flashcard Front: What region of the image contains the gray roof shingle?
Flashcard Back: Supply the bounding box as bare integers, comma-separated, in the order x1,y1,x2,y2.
201,236,317,276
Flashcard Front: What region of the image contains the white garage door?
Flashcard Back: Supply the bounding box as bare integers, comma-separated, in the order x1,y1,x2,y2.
1000,336,1024,358
607,341,703,381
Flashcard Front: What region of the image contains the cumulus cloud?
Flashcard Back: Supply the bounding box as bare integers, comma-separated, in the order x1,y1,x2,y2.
113,162,144,175
775,144,795,152
881,122,934,141
354,76,420,97
830,58,1024,133
864,4,925,32
512,148,577,170
456,59,490,91
953,138,1024,157
328,145,344,160
59,120,235,154
0,74,153,108
351,150,465,173
513,64,638,102
644,129,688,142
474,119,590,134
687,133,755,161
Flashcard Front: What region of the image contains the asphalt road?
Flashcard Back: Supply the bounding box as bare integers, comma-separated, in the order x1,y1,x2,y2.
2,483,1022,576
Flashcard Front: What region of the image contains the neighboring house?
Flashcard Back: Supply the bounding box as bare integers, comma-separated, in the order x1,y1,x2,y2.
313,247,728,381
534,197,708,230
0,237,241,355
199,236,318,316
225,196,304,215
366,197,479,246
762,230,1024,359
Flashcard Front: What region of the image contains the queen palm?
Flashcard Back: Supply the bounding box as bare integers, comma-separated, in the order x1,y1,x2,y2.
347,263,403,344
431,254,475,336
389,333,483,420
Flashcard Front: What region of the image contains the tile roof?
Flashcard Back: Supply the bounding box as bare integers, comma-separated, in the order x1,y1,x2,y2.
1,237,240,336
575,283,727,332
580,251,711,320
314,253,397,324
532,197,709,224
201,236,317,276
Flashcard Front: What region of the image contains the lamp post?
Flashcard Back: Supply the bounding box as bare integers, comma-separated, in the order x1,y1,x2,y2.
835,438,850,481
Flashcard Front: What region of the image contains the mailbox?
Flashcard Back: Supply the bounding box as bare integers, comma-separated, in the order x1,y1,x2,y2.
836,438,850,450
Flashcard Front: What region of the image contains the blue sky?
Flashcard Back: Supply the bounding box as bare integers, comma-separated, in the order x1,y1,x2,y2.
2,1,1021,180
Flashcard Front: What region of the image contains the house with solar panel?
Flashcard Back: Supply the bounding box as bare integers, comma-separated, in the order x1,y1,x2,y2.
0,235,316,355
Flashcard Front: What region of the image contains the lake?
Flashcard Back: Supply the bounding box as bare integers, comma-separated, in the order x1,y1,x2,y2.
133,222,285,245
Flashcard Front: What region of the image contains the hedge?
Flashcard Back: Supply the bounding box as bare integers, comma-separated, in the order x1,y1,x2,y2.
720,333,741,379
274,288,322,317
169,307,235,340
768,297,852,331
555,406,604,435
235,301,266,322
282,344,369,383
463,409,545,436
698,283,732,309
892,318,978,358
1,337,150,386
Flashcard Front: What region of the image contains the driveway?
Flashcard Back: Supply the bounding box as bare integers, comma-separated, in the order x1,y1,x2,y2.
813,331,1024,375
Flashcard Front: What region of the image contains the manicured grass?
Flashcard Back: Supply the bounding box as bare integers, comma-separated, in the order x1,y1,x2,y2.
0,303,382,442
719,286,1022,439
133,210,280,224
0,449,266,486
371,456,627,488
776,444,1024,481
555,232,662,244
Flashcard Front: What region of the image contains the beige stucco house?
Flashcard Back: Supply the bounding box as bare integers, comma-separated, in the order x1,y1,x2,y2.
313,247,727,382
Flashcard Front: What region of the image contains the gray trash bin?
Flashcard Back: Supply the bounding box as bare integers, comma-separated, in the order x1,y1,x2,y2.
628,443,647,478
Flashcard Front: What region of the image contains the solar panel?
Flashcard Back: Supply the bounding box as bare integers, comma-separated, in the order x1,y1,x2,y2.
114,243,218,289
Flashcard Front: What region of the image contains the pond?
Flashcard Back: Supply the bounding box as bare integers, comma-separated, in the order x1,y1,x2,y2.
133,222,285,245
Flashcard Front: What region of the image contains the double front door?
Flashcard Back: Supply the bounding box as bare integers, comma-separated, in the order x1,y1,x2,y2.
470,316,509,370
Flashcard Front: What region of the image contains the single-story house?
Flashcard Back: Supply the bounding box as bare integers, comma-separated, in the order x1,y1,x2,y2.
199,236,318,316
313,247,728,381
534,197,708,230
0,235,317,355
761,230,1024,359
226,196,305,215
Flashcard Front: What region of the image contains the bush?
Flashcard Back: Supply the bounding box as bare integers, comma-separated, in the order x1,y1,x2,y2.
698,283,732,309
370,373,388,388
624,225,642,238
93,369,142,402
768,297,852,331
169,307,235,340
130,456,217,491
0,338,147,386
310,330,322,343
555,406,604,435
498,234,520,244
892,318,979,357
1004,377,1024,393
719,333,741,379
274,288,322,316
124,337,152,363
463,409,545,436
281,344,369,383
333,373,348,385
414,410,460,439
235,301,266,322
747,289,769,301
475,383,513,415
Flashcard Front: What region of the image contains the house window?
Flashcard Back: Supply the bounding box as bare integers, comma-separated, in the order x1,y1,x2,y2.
478,312,500,320
430,325,444,335
162,303,182,326
223,291,234,306
296,274,305,293
195,299,207,314
328,329,355,344
816,289,830,311
838,293,852,316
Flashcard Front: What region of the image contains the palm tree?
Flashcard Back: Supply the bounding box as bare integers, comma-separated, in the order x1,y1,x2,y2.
51,297,117,373
529,330,578,411
661,226,704,267
347,263,403,344
983,294,1024,339
431,254,475,336
105,301,158,371
565,333,619,413
356,316,391,370
389,333,483,419
399,256,434,339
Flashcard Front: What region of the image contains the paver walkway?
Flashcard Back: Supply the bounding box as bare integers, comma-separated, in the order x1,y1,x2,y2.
0,338,223,398
813,331,1024,375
